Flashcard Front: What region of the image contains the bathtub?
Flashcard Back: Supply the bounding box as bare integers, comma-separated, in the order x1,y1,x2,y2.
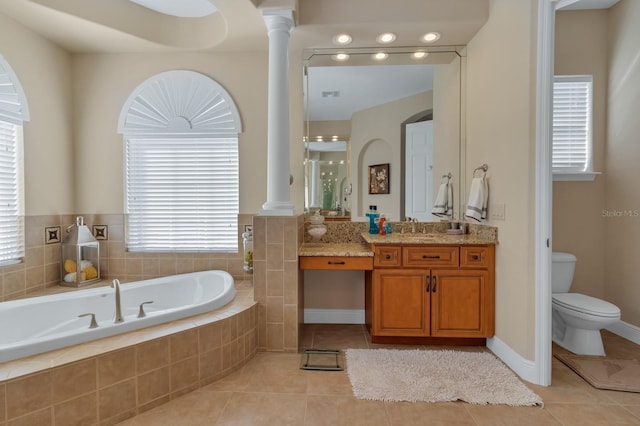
0,270,236,363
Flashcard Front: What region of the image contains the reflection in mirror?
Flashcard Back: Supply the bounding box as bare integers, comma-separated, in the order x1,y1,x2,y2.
303,47,464,222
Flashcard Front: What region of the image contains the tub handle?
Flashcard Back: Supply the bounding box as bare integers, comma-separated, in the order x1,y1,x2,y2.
78,313,98,329
137,301,154,318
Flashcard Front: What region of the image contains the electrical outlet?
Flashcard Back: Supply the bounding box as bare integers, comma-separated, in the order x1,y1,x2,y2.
491,203,506,221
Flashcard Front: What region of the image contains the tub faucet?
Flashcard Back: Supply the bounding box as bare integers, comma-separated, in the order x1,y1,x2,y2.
111,279,124,323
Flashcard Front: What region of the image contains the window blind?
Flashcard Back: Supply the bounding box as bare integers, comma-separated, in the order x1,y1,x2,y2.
0,120,24,266
125,137,239,252
552,76,593,173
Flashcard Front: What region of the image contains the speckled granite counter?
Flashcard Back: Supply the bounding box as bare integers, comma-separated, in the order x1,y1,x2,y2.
298,242,373,257
361,232,497,245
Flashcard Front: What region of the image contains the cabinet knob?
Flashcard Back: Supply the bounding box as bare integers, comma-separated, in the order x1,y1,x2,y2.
385,254,391,259
471,255,480,260
422,255,440,259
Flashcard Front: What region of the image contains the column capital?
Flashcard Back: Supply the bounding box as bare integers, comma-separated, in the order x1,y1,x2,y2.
262,9,294,33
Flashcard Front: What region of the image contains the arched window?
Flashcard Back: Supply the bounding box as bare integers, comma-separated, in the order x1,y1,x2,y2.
0,55,29,266
118,70,242,252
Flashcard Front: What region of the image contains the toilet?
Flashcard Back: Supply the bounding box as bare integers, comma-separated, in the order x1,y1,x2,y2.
551,252,621,356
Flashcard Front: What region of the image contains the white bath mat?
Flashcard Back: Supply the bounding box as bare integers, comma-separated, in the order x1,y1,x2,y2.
345,348,543,406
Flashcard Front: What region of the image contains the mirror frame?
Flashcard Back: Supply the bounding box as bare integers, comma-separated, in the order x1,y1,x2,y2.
303,46,467,221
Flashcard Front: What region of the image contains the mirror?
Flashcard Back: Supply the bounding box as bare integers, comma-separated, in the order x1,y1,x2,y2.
303,47,465,222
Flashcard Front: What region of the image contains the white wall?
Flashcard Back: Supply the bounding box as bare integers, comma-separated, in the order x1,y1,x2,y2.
0,13,74,216
605,0,640,326
71,52,269,214
466,0,537,360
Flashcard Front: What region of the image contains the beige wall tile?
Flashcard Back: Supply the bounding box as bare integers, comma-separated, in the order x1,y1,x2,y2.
199,347,223,382
252,216,266,262
283,261,298,305
53,392,97,426
266,217,284,243
266,244,283,270
98,348,136,389
98,378,136,421
25,247,44,268
3,270,26,296
52,359,96,404
170,358,199,392
266,296,284,323
142,258,158,277
136,338,169,374
44,245,61,264
6,372,52,419
7,408,52,426
45,263,60,285
283,304,298,350
137,367,170,405
125,259,142,276
266,323,284,351
176,258,194,274
266,270,284,296
0,384,5,421
157,258,177,277
25,266,44,290
198,322,222,353
169,330,198,362
138,395,170,415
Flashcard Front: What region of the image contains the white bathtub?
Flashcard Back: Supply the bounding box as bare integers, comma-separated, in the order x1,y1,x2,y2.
0,270,236,363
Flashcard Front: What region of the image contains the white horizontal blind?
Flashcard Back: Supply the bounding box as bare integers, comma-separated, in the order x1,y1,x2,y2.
0,121,24,265
125,137,239,252
552,76,593,172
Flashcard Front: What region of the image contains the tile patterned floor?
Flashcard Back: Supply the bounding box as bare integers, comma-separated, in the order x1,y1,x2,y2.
118,326,640,425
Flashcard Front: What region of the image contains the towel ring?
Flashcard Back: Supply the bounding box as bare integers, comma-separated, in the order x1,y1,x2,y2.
473,164,488,177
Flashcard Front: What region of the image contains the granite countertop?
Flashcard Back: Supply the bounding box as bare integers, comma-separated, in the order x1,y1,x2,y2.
299,242,374,257
361,232,497,245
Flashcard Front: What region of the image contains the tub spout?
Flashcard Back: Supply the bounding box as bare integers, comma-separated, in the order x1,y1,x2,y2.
111,279,124,323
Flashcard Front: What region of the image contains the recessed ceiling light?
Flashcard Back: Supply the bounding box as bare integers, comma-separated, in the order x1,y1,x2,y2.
412,51,428,59
421,32,441,43
332,53,350,62
372,52,388,61
333,34,352,45
376,32,396,44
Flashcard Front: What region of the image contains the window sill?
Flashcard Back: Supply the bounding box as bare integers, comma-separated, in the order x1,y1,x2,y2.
553,172,601,182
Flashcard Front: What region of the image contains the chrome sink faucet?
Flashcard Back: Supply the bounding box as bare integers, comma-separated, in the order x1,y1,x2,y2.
411,217,419,233
111,279,124,323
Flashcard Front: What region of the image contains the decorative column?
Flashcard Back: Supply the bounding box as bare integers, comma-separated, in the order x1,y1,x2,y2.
260,10,296,216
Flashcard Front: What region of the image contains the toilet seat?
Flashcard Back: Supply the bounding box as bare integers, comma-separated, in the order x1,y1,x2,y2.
552,293,620,318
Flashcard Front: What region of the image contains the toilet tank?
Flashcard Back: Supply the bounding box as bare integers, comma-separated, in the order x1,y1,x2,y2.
551,252,576,293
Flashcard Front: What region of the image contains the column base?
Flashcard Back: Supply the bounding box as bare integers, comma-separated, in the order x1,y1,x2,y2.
259,201,296,216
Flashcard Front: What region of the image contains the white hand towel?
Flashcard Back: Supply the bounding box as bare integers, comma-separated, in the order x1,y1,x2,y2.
465,177,488,221
432,183,452,217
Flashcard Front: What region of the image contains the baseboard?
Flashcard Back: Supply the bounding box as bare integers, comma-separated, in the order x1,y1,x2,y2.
487,336,539,384
304,309,365,324
606,320,640,345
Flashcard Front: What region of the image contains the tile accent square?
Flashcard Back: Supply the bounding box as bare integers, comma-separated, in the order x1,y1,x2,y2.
44,226,60,244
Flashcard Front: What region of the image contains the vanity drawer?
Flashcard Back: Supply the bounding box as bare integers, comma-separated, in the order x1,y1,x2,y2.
373,245,402,267
402,246,459,268
299,256,373,270
460,246,491,269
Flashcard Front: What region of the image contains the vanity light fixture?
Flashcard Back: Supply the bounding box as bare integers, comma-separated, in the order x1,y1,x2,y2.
372,52,388,61
376,32,396,44
331,135,339,141
421,32,441,43
332,53,350,62
316,136,324,141
333,34,353,45
412,51,428,59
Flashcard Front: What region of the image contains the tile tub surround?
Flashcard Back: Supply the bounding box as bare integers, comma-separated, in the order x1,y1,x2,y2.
0,281,257,426
252,215,304,353
1,213,254,302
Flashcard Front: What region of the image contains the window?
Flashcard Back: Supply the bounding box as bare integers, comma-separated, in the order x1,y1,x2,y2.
0,55,29,266
0,121,24,265
125,137,238,252
118,70,242,252
552,75,597,181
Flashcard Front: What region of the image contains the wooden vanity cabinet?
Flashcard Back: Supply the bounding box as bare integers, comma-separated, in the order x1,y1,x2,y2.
369,244,495,342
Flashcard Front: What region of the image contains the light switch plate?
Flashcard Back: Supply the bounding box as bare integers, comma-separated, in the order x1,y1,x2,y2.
491,203,506,220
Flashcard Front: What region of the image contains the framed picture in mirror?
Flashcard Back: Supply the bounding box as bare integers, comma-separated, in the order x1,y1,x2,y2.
369,163,390,194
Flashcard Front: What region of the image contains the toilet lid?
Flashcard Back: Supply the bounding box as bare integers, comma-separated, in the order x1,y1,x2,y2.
553,293,620,317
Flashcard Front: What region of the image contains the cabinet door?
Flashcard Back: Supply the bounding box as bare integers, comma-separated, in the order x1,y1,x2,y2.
372,269,429,337
430,269,492,337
